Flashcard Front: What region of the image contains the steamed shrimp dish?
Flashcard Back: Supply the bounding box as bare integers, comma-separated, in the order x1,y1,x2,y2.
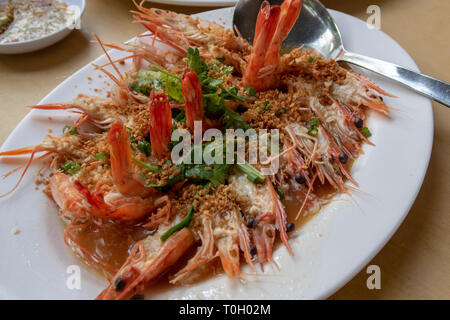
0,1,395,300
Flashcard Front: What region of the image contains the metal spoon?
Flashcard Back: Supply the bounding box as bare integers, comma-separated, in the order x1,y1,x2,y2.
233,0,450,107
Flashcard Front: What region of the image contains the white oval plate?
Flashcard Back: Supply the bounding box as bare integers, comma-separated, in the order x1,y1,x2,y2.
149,0,236,7
0,7,432,299
0,0,85,55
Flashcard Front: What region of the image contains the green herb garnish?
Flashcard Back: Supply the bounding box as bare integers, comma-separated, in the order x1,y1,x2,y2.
187,47,208,79
307,127,319,137
220,86,246,102
130,67,183,102
160,204,195,242
360,127,372,138
307,119,320,136
185,163,232,187
95,152,106,161
131,156,160,172
136,140,151,157
245,86,256,96
60,161,82,175
309,119,319,127
129,78,156,96
62,125,78,135
237,162,265,184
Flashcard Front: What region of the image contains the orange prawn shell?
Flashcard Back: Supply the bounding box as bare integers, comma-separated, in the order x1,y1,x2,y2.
149,90,172,159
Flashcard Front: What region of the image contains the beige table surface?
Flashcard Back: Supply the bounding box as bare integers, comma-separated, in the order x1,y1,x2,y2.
0,0,448,299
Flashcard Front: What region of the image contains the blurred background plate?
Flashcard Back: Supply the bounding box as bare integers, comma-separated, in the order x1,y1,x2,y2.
148,0,236,7
0,0,85,54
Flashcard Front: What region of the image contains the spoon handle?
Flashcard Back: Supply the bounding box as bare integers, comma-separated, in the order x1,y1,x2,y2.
340,50,450,107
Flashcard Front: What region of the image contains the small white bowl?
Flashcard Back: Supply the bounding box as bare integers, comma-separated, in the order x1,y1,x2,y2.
0,0,85,55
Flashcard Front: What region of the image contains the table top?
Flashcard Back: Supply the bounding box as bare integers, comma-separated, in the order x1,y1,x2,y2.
0,0,448,299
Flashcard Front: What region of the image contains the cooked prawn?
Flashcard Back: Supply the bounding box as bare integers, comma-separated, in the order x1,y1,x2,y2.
30,94,118,130
181,68,204,132
107,118,154,198
243,0,302,91
97,227,194,300
148,91,172,159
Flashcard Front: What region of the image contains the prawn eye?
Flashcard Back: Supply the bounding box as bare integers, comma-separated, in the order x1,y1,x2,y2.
294,173,306,184
114,278,126,292
249,245,257,256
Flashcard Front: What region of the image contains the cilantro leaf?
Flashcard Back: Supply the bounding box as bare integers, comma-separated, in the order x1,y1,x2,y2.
95,152,106,161
185,163,232,187
131,68,183,102
222,108,250,130
187,47,208,80
136,140,151,157
220,86,246,102
245,86,256,96
203,93,226,119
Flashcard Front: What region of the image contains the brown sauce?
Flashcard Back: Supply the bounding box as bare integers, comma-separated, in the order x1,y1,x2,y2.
69,220,156,278
68,180,338,286
284,182,338,229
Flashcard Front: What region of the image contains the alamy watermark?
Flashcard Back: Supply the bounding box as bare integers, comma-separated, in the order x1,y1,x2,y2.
366,264,381,290
67,5,82,30
366,5,381,30
66,265,81,290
